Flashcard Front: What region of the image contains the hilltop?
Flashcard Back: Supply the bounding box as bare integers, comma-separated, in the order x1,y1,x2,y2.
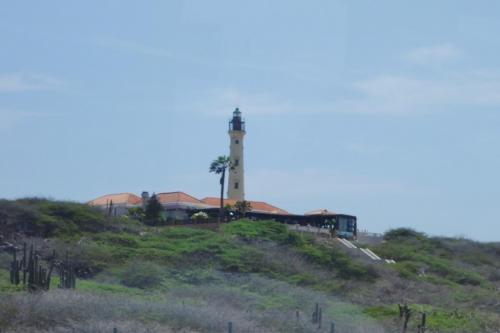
0,198,499,333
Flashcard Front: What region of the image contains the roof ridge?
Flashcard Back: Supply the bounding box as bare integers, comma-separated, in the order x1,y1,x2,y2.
89,192,138,201
157,191,197,197
156,191,203,203
87,192,142,205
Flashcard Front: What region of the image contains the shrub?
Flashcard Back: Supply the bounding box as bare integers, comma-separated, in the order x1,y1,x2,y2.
0,198,130,238
120,260,164,289
190,211,209,222
384,228,426,241
219,247,265,273
395,262,420,279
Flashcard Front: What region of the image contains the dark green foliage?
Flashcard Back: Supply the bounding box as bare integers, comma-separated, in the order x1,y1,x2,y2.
2,208,500,332
223,220,377,281
299,242,378,281
67,220,377,284
120,260,164,289
383,228,426,241
0,199,41,234
0,198,138,238
209,155,231,222
86,228,225,268
375,229,489,286
127,207,145,221
234,200,252,217
219,247,266,273
3,199,500,332
394,262,420,279
144,194,164,226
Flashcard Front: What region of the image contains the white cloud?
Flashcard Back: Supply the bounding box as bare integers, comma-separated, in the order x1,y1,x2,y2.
405,43,460,65
195,71,500,117
0,73,64,92
335,72,500,115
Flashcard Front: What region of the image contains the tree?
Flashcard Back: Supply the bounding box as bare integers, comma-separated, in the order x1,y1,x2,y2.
209,155,231,223
234,200,252,218
107,199,114,217
127,207,145,221
144,194,164,226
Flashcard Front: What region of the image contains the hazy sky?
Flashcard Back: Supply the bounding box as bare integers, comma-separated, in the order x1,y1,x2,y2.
1,1,500,241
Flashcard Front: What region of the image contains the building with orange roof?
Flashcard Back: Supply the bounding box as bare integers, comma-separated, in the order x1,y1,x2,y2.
86,108,357,237
87,190,289,219
154,191,213,220
87,190,357,238
88,193,143,216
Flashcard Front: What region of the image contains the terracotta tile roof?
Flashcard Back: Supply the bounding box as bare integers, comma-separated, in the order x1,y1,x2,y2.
88,191,289,215
200,197,289,215
304,209,337,216
156,192,204,204
88,193,142,206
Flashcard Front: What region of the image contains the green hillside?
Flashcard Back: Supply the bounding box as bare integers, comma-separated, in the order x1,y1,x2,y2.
0,199,499,332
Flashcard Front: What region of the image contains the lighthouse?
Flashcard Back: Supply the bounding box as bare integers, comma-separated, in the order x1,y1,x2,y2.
228,108,245,201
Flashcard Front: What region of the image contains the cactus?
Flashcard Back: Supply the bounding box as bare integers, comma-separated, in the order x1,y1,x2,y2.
8,243,77,291
8,242,57,292
58,251,76,289
9,249,20,285
312,303,319,324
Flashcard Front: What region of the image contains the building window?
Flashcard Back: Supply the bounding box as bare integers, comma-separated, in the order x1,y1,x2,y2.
234,159,239,166
235,139,239,144
234,182,239,189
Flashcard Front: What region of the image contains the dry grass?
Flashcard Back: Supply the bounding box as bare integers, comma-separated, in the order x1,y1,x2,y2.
0,273,387,333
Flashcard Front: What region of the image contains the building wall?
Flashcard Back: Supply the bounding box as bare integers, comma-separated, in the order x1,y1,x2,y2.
93,204,132,217
228,130,245,200
164,209,190,220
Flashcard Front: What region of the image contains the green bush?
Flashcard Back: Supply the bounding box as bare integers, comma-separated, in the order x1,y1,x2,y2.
219,247,266,273
394,262,420,279
384,228,426,241
0,198,132,238
222,219,290,243
375,229,488,286
223,220,377,281
120,260,164,289
297,241,377,281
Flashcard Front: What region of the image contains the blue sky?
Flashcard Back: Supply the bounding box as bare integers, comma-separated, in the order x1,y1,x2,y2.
1,1,500,241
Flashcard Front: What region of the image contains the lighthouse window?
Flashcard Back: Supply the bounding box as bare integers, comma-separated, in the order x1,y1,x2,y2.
235,139,239,144
234,182,239,189
234,159,239,166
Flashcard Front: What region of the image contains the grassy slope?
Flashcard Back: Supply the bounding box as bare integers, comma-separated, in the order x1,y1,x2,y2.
1,199,500,332
359,228,500,332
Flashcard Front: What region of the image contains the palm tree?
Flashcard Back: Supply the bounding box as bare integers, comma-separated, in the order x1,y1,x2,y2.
209,155,231,223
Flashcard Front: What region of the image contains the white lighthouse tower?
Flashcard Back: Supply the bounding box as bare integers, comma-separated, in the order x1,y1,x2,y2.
228,108,245,201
